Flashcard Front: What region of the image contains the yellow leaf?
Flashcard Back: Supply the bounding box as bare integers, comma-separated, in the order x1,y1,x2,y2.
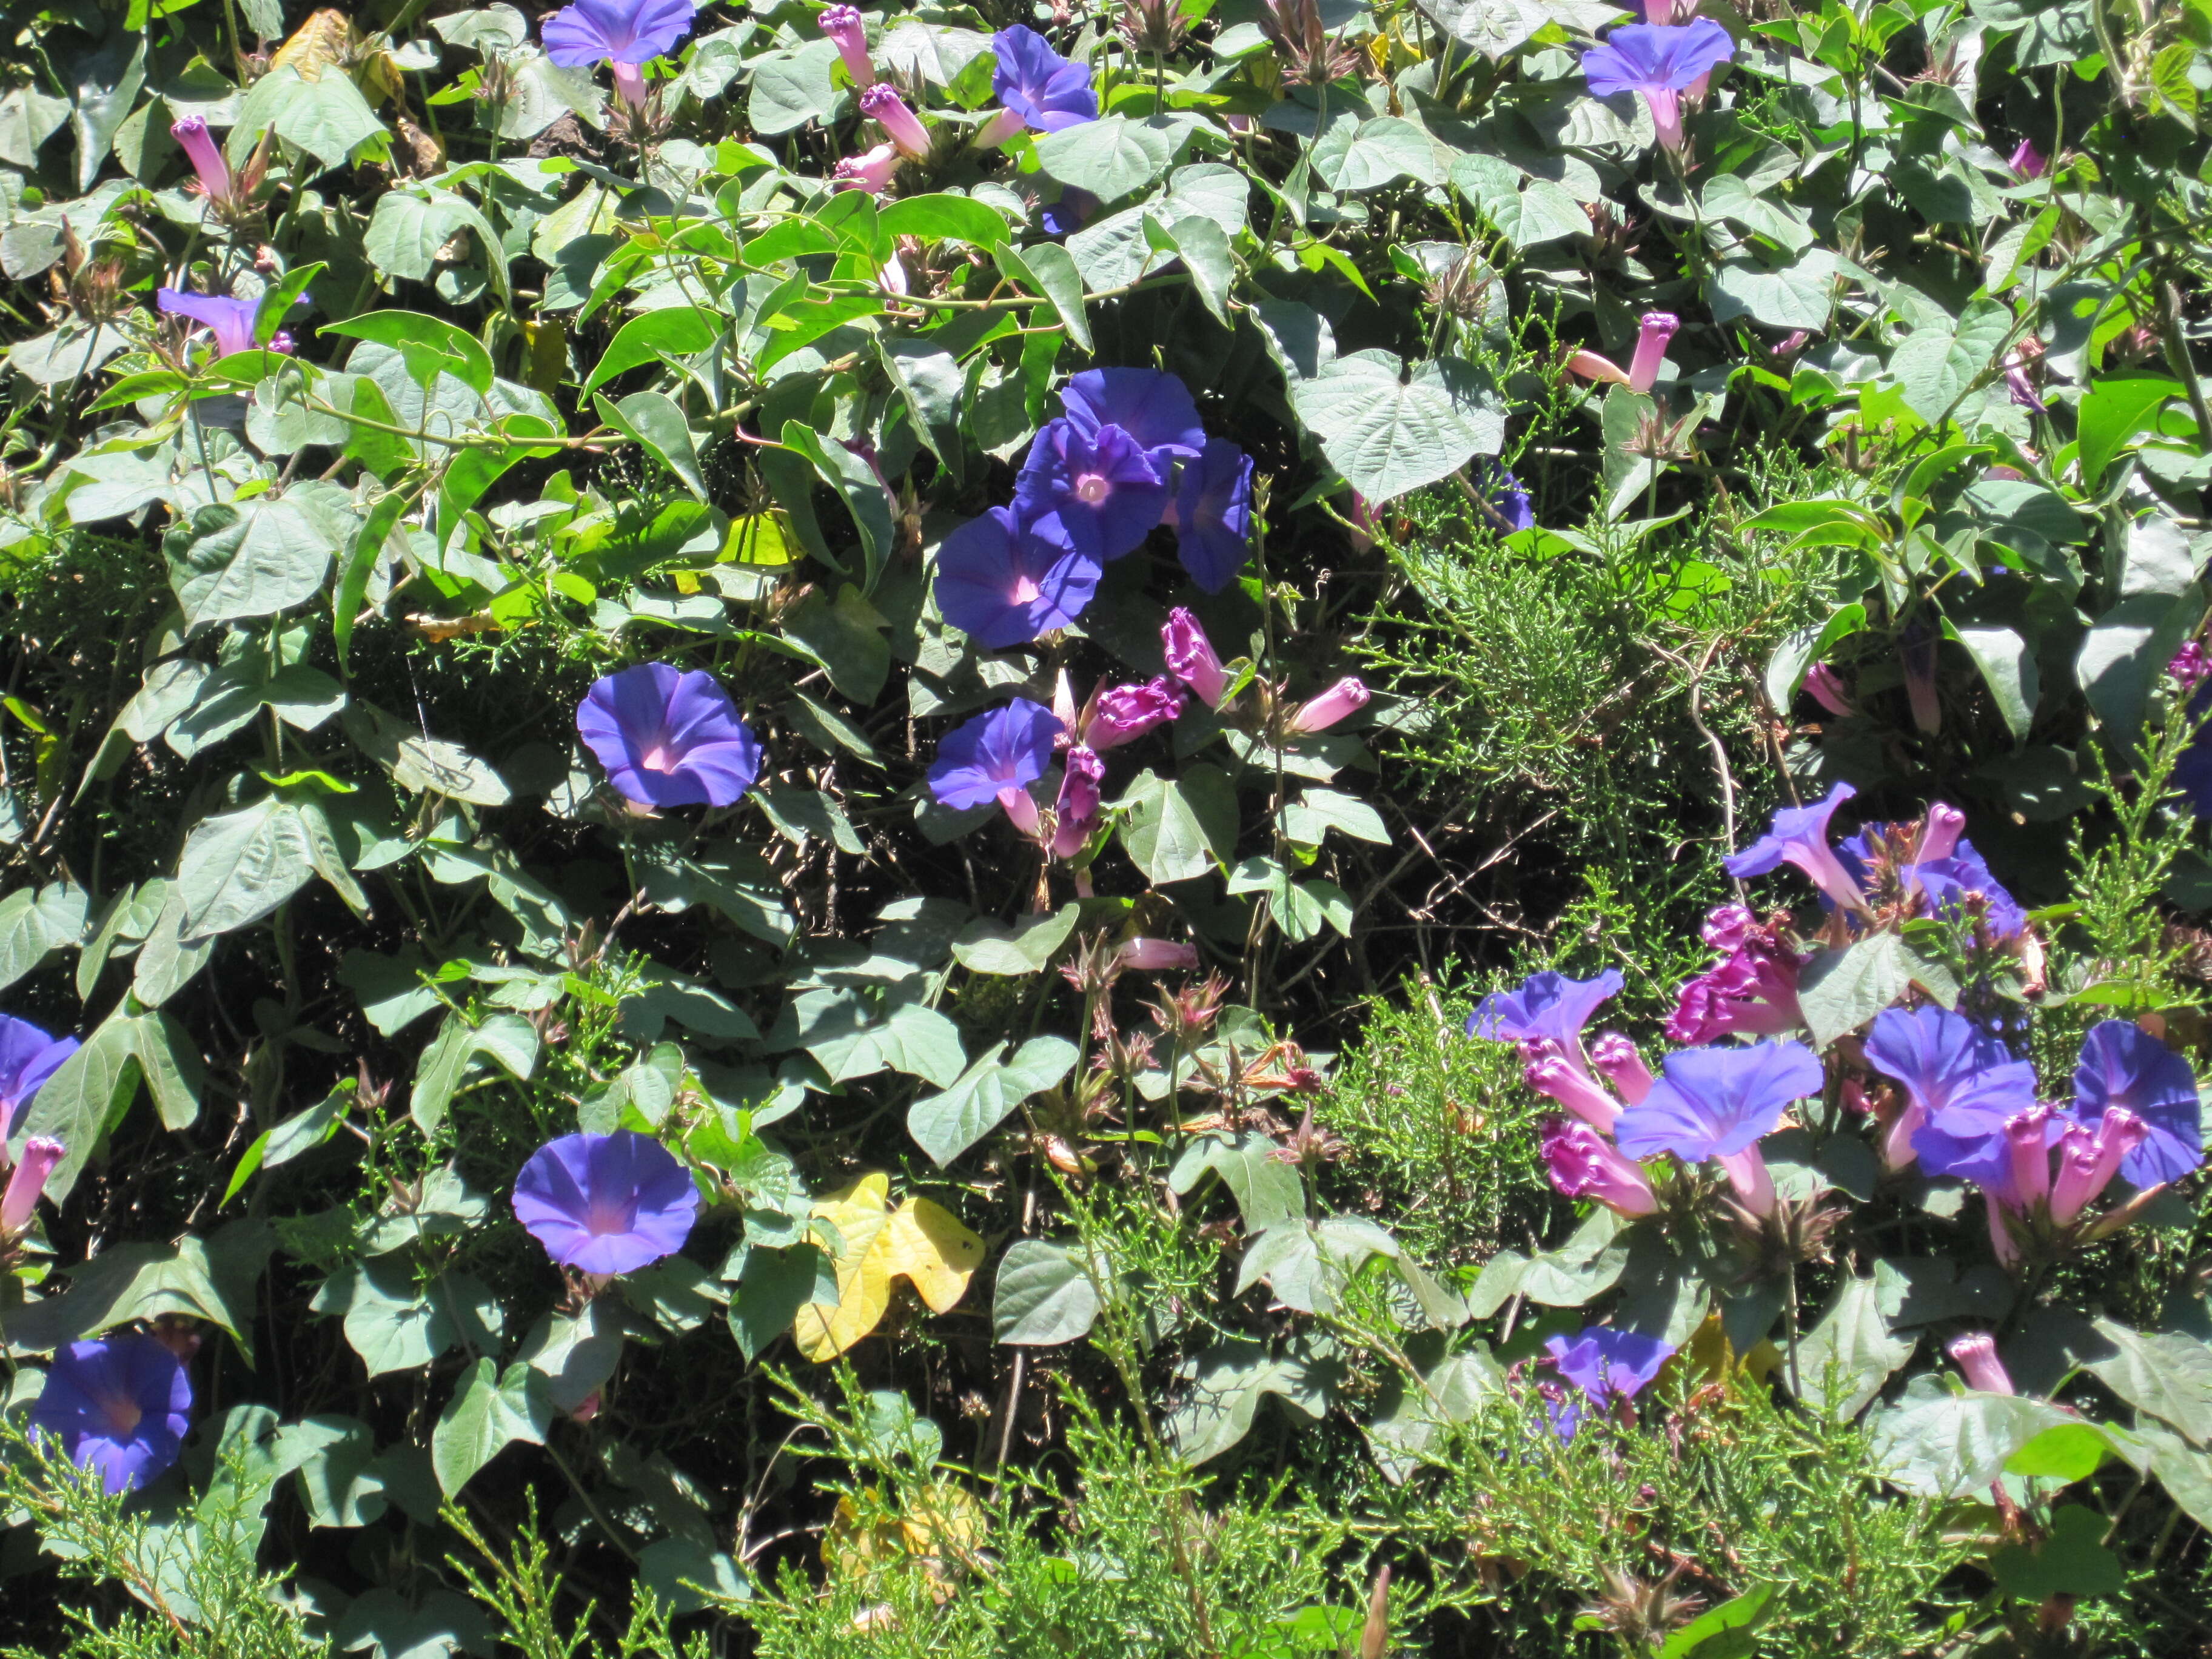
722,511,796,566
794,1175,983,1361
270,8,352,79
823,1483,982,1593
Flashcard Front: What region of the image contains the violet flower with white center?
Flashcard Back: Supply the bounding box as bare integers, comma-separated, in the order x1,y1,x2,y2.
1,1137,64,1236
1566,312,1680,394
1541,1116,1657,1216
1050,745,1104,857
1117,937,1199,971
1723,780,1869,913
1589,1033,1653,1104
1162,608,1229,708
1286,677,1369,734
860,83,932,159
514,1130,699,1276
1467,969,1625,1074
2072,1020,2204,1187
1169,437,1255,592
1580,19,1734,152
934,505,1099,648
1615,1041,1824,1217
834,141,901,193
158,289,281,360
171,116,233,206
1014,418,1168,562
928,699,1064,811
819,5,876,85
2049,1108,2147,1227
577,663,761,809
977,25,1097,145
1526,1053,1624,1134
0,1014,79,1139
543,0,699,105
1084,678,1184,749
31,1335,193,1495
1946,1332,2014,1395
1543,1327,1674,1441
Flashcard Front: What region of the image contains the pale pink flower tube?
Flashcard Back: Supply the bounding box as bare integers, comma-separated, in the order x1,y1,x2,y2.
1287,677,1369,734
172,116,233,204
1946,1331,2015,1395
1626,312,1678,394
861,84,931,160
1117,937,1199,972
834,142,901,193
0,1138,65,1236
1527,1054,1621,1135
819,5,877,87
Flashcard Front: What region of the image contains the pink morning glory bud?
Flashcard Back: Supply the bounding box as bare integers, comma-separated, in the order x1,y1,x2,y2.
1051,745,1104,857
0,1137,64,1236
819,5,877,86
1946,1331,2015,1395
1718,1145,1776,1218
2049,1108,2147,1228
1916,803,1966,863
2171,641,2212,692
1526,1054,1621,1135
1589,1032,1653,1104
1540,1117,1657,1218
612,60,650,107
1345,493,1376,550
1162,608,1228,708
1084,677,1183,750
1803,663,1853,717
1117,937,1199,972
2009,139,2046,181
172,116,234,206
1287,677,1369,734
861,83,931,160
834,141,901,193
1701,903,1755,951
1626,312,1678,394
978,106,1027,147
2003,1107,2054,1213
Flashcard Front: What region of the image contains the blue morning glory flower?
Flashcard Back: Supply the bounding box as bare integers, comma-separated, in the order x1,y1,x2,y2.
514,1130,700,1276
1059,368,1207,465
934,506,1101,648
577,663,762,810
0,1013,78,1138
1543,1327,1674,1441
1170,438,1255,592
987,26,1098,136
1724,782,1869,913
31,1335,192,1494
2073,1020,2203,1188
928,700,1065,810
1863,1006,2039,1135
1616,1041,1823,1162
1013,419,1168,563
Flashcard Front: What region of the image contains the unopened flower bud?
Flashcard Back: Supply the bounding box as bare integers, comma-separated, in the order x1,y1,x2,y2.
1947,1331,2015,1395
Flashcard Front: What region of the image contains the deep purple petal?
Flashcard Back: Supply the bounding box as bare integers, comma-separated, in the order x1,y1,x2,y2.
1617,1041,1823,1161
1061,368,1205,457
934,507,1098,647
1175,438,1254,593
2074,1021,2204,1187
1864,1006,2039,1133
32,1336,190,1493
577,664,756,809
1014,421,1167,562
1466,970,1623,1047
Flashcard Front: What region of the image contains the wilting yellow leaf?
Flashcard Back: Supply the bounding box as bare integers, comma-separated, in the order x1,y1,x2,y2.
523,320,567,398
270,8,352,80
794,1174,984,1361
722,511,795,566
823,1482,982,1594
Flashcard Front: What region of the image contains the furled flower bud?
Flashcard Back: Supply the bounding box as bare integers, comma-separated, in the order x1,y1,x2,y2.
1589,1033,1653,1105
1946,1331,2015,1395
1084,677,1183,749
1,1138,65,1236
1803,663,1853,717
2005,1106,2053,1213
1700,903,1754,952
1116,937,1199,972
1541,1117,1657,1217
860,83,931,160
1162,608,1228,708
172,116,234,206
1051,746,1104,858
833,141,901,193
819,5,877,86
1916,802,1966,863
2049,1107,2146,1228
1626,312,1678,395
1526,1054,1622,1135
1287,677,1369,734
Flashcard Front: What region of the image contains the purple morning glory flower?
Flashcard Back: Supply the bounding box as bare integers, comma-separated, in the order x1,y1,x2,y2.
577,663,761,810
1863,1007,2039,1135
30,1335,192,1494
1473,460,1535,535
1170,438,1255,593
2073,1021,2203,1188
1616,1041,1823,1162
1060,368,1207,464
543,0,697,65
1014,419,1168,563
1581,19,1734,150
934,506,1101,648
514,1130,700,1276
927,699,1064,810
1,1014,79,1139
1913,843,2028,939
1543,1327,1674,1441
1724,782,1869,914
1466,969,1624,1059
157,289,280,360
987,25,1097,136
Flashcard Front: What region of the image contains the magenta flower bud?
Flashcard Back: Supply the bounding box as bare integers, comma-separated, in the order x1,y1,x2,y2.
2008,138,2046,181
1946,1331,2015,1395
819,4,877,85
612,60,650,107
1701,903,1755,951
1162,608,1229,708
861,83,931,159
1803,663,1853,717
1717,1145,1775,1217
172,116,233,205
1540,1117,1657,1217
2003,1106,2053,1213
1287,677,1369,734
2170,641,2212,692
1117,937,1199,972
1772,329,1811,358
1051,745,1104,857
834,141,901,193
1526,1054,1622,1135
1916,803,1966,863
977,106,1027,147
1084,677,1183,750
2049,1107,2146,1227
1589,1033,1653,1104
1626,312,1678,394
1346,493,1376,550
1,1137,64,1235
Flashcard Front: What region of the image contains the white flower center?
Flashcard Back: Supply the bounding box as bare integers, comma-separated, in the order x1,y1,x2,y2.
1010,574,1042,604
1074,472,1111,505
639,742,678,774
